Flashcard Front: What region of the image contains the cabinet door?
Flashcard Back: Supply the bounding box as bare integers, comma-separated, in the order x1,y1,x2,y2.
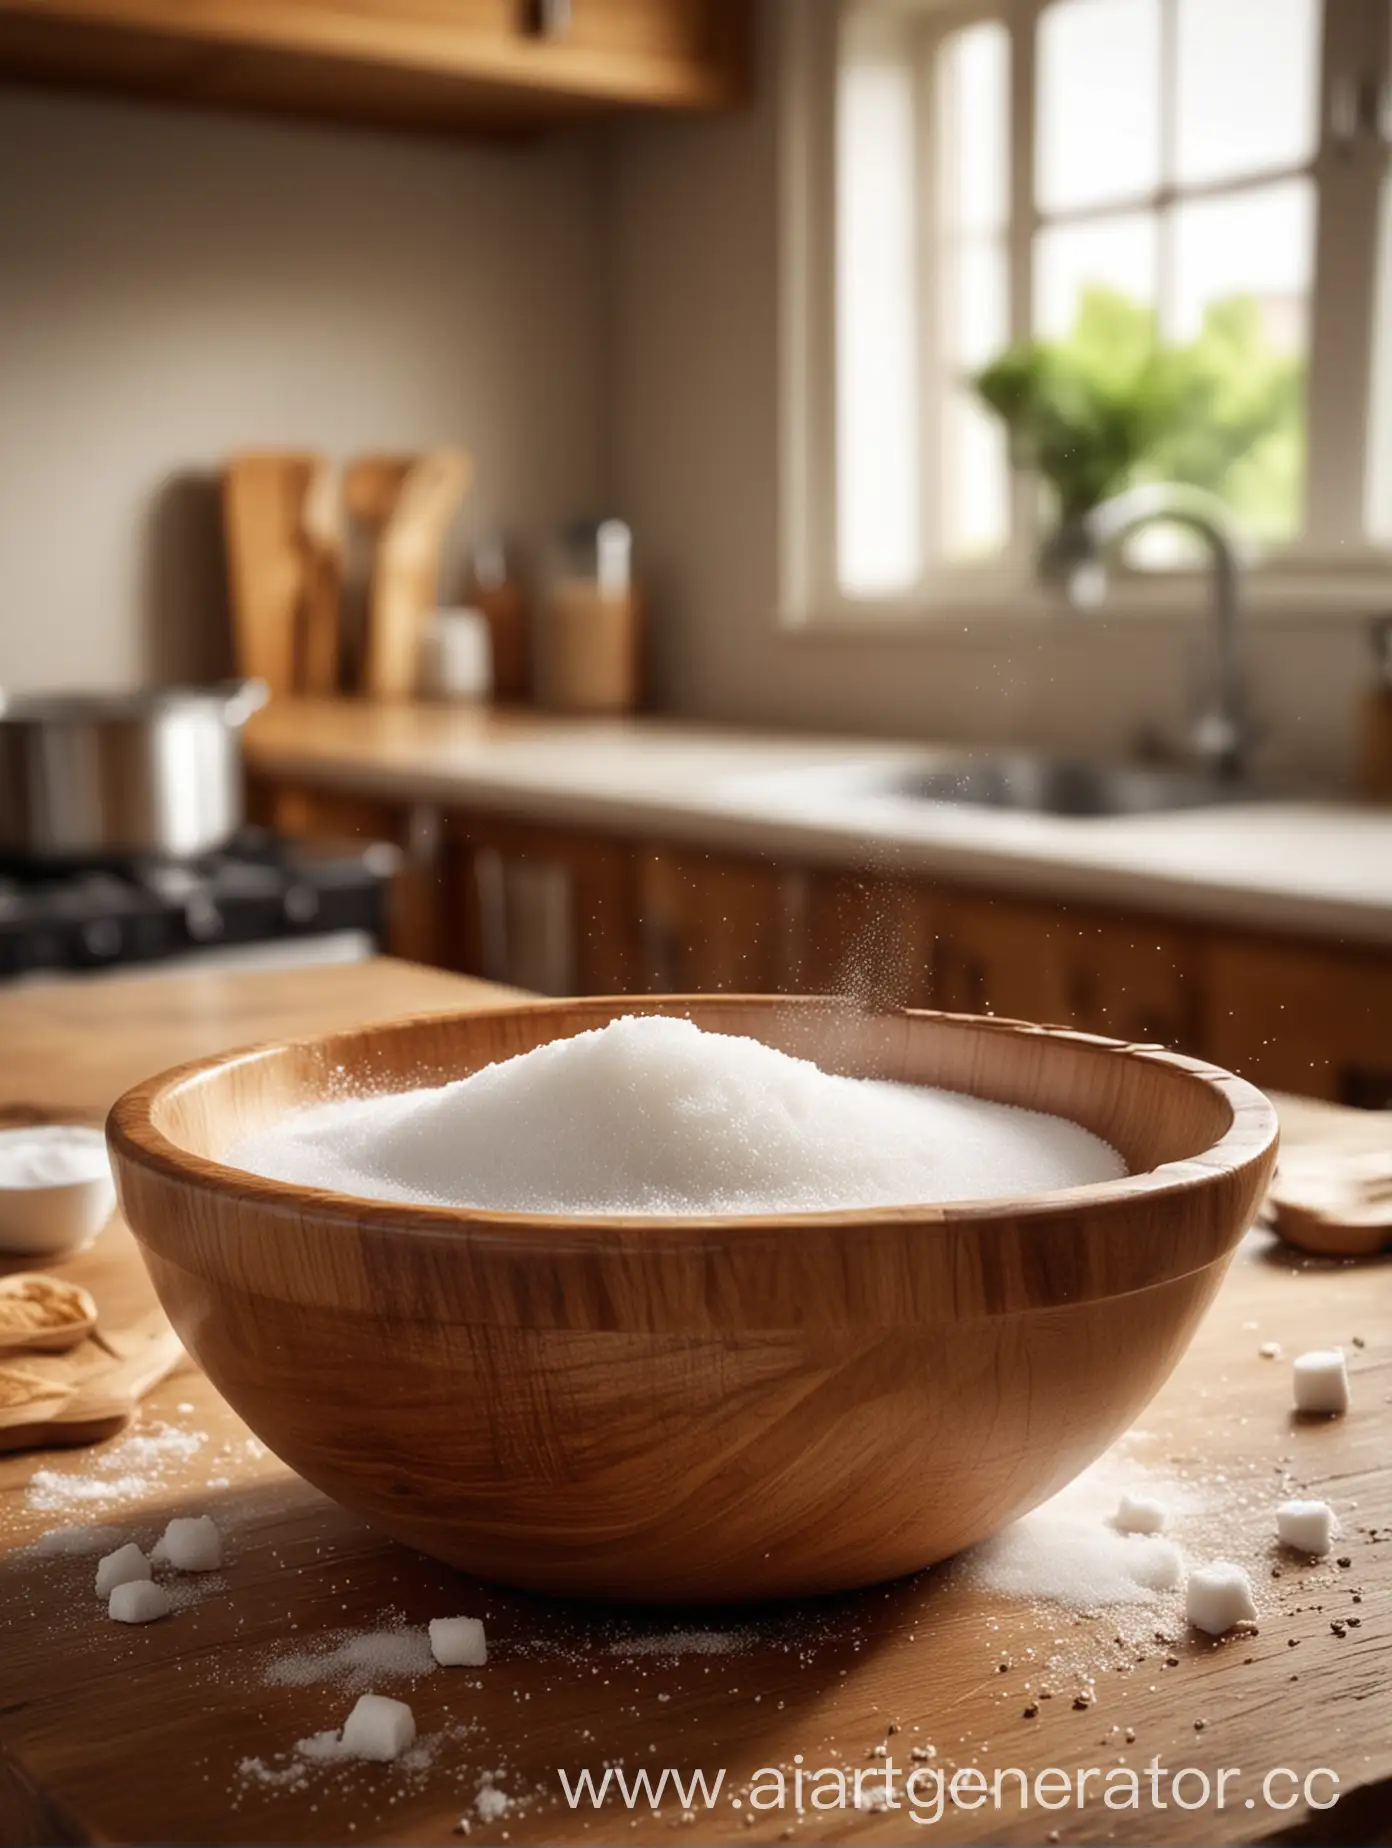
789,871,936,1009
448,816,644,995
635,849,793,993
1203,933,1392,1103
932,893,1200,1049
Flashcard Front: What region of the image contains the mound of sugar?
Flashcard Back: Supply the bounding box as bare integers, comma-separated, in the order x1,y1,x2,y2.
229,1015,1124,1216
265,1626,436,1691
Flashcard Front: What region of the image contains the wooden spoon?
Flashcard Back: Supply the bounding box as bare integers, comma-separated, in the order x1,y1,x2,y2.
1269,1148,1392,1257
0,1274,98,1354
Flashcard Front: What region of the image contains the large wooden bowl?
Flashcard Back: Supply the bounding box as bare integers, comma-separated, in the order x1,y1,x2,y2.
108,997,1277,1603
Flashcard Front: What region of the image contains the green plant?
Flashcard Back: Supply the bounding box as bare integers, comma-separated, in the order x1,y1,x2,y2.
972,285,1304,541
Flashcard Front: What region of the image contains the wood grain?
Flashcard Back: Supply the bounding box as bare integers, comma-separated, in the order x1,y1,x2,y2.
0,0,754,136
361,449,471,700
0,965,1383,1846
222,453,342,698
109,996,1276,1602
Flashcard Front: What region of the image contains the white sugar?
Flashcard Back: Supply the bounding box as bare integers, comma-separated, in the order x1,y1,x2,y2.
26,1423,206,1513
1186,1560,1257,1635
610,1628,754,1658
108,1579,171,1624
429,1615,486,1667
264,1626,436,1692
339,1694,416,1763
28,1523,127,1557
0,1124,110,1188
95,1542,150,1598
152,1514,222,1571
229,1014,1124,1216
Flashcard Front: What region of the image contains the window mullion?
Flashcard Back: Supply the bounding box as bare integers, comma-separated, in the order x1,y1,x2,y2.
1007,0,1040,566
1305,0,1388,551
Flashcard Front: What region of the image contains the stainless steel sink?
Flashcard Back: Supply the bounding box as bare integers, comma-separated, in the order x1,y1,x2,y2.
871,754,1285,818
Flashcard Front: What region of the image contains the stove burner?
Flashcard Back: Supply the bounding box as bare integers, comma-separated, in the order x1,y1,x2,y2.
0,829,394,979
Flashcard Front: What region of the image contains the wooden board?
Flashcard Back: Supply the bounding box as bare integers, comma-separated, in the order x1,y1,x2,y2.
0,964,1387,1845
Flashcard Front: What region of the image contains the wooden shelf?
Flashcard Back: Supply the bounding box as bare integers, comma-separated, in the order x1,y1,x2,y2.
0,0,752,135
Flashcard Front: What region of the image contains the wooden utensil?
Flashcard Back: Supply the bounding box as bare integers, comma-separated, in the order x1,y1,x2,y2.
0,1307,183,1452
296,458,344,697
222,452,344,696
361,448,472,698
108,998,1276,1604
1269,1146,1392,1256
0,1274,97,1353
343,453,415,533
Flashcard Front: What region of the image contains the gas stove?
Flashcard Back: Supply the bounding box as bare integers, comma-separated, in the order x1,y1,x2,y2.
0,830,396,980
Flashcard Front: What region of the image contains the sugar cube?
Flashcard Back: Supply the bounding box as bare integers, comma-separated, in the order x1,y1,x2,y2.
339,1693,416,1762
1258,1341,1282,1359
1186,1560,1257,1636
476,1784,510,1822
1276,1498,1335,1556
430,1615,488,1667
1113,1492,1168,1535
1292,1348,1349,1415
108,1579,172,1624
152,1514,222,1572
94,1542,151,1599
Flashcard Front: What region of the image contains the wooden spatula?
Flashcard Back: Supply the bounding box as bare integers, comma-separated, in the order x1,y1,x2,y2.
361,447,472,698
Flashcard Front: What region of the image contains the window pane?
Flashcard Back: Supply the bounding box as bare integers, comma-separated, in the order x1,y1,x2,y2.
836,34,919,595
1176,0,1320,187
1037,0,1160,214
940,21,1009,236
1166,181,1313,543
1035,213,1158,338
1170,180,1314,343
943,239,1010,558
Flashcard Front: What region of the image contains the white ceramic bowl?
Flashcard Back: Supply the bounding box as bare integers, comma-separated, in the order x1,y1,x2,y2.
0,1124,117,1257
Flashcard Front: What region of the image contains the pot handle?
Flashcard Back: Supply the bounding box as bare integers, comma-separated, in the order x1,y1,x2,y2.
220,678,270,726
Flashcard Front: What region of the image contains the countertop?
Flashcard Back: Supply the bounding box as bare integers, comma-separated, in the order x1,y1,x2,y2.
244,701,1392,946
1,959,1389,1846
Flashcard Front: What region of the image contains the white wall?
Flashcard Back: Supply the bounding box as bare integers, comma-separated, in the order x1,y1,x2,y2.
0,87,604,691
605,0,1372,784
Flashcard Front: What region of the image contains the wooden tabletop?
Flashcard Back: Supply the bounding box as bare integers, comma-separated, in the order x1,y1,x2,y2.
0,961,1388,1846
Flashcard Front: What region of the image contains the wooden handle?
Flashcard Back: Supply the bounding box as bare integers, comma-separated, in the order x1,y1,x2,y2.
361,448,472,699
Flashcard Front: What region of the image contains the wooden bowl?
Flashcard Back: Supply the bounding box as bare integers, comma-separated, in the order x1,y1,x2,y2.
108,997,1277,1604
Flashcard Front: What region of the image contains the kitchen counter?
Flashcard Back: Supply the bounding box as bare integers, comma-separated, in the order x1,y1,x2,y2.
1,959,1389,1846
244,701,1392,946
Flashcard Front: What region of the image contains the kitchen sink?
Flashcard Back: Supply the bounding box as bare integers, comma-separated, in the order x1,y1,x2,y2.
864,754,1285,818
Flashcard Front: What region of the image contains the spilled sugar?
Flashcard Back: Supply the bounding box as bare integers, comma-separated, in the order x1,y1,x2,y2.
230,1014,1125,1216
263,1625,437,1693
26,1522,128,1557
26,1424,206,1512
609,1628,755,1658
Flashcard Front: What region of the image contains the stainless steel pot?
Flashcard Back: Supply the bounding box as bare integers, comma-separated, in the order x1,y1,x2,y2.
0,679,269,862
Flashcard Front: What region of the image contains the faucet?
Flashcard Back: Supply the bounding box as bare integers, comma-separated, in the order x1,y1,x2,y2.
1052,483,1252,781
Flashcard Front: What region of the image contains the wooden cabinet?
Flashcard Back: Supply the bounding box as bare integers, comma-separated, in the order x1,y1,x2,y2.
931,893,1200,1049
251,772,1392,1104
1203,933,1392,1105
0,0,752,136
445,813,646,995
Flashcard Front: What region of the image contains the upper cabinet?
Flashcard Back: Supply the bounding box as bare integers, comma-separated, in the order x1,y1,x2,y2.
0,0,753,134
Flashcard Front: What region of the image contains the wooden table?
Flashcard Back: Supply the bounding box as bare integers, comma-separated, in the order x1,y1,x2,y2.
0,961,1388,1846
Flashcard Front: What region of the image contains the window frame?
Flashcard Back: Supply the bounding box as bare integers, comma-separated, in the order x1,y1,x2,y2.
780,0,1392,630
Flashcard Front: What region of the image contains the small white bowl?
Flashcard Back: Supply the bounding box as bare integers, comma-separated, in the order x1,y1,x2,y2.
0,1125,117,1258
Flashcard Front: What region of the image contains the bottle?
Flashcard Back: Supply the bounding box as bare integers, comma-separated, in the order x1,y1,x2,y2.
469,535,530,703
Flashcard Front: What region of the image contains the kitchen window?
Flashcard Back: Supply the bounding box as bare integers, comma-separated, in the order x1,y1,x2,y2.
782,0,1392,620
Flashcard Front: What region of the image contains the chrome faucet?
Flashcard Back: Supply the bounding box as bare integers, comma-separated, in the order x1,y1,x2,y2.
1052,483,1251,781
